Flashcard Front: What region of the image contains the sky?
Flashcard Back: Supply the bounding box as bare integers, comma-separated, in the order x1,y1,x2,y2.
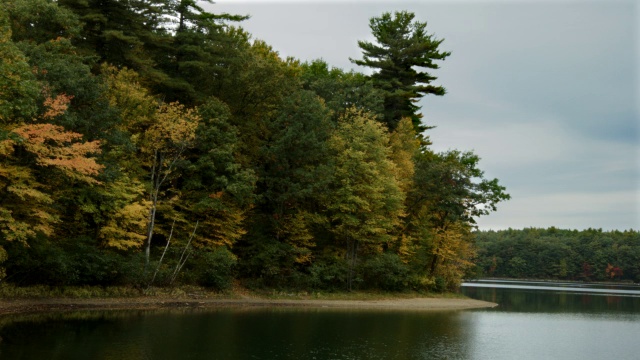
207,0,639,231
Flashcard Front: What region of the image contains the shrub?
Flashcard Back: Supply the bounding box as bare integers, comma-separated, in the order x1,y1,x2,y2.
195,247,237,291
308,257,349,291
359,253,410,291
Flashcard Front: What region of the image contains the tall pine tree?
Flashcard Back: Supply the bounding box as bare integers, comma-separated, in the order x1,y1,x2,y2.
351,11,450,135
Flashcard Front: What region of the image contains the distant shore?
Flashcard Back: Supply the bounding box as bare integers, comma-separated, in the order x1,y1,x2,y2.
0,296,497,316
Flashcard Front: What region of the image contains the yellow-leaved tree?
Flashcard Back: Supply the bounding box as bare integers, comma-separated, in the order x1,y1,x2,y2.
0,94,103,243
97,65,154,250
325,107,405,290
428,222,476,289
388,117,420,262
102,65,200,264
141,102,200,266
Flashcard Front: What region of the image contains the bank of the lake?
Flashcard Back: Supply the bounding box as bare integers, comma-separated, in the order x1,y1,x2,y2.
0,295,496,316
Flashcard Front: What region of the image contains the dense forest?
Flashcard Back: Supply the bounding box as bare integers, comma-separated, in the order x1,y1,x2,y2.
0,0,510,292
474,228,640,282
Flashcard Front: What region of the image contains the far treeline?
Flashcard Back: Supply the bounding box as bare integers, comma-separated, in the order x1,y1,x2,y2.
0,0,509,292
473,228,640,283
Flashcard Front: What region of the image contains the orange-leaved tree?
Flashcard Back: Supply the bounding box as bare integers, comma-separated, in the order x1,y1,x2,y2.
0,94,103,244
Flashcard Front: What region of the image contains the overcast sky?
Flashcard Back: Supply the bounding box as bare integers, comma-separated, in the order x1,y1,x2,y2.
208,0,639,231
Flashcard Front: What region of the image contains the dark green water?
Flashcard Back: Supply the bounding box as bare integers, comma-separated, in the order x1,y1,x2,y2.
1,281,639,359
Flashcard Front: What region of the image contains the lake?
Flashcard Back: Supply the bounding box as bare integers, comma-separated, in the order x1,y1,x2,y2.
1,280,639,359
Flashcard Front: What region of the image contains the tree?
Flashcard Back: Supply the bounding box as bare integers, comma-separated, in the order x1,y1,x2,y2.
402,150,509,287
0,94,103,244
429,222,476,290
388,117,420,194
142,102,200,267
95,65,155,250
388,117,420,262
6,0,119,143
6,0,81,45
157,0,248,104
241,90,333,279
0,5,39,123
300,59,384,121
215,40,302,167
103,65,201,263
57,0,168,83
177,97,255,250
409,150,510,231
325,107,405,289
351,11,450,135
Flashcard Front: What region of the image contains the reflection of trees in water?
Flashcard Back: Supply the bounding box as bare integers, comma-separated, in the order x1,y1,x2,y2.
463,283,640,314
0,309,473,360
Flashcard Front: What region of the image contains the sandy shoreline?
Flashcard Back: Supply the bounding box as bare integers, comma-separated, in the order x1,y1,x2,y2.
0,297,497,315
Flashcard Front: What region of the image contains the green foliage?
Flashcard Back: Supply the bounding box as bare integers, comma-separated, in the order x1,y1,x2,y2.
359,253,410,291
6,0,81,44
160,1,248,104
410,150,510,228
251,90,333,266
178,97,255,249
58,0,168,87
475,228,640,282
326,107,404,249
324,107,405,290
433,276,447,293
351,11,450,133
308,256,350,290
300,59,384,120
3,236,143,286
0,7,39,123
215,40,302,166
193,248,237,290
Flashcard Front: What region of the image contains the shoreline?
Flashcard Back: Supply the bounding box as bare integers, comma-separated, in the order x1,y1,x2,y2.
0,297,497,316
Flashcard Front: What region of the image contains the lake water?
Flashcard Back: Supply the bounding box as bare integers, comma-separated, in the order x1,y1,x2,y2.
1,280,639,359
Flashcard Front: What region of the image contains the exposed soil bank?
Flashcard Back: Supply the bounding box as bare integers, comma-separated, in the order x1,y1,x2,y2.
0,297,497,315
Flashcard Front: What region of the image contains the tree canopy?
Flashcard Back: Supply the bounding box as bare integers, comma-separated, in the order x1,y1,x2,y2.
474,228,640,282
0,2,510,292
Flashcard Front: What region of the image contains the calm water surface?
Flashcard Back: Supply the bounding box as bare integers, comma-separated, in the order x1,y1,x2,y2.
1,280,639,359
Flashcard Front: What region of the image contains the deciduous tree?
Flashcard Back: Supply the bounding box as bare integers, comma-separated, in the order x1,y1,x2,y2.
325,107,404,289
0,94,103,243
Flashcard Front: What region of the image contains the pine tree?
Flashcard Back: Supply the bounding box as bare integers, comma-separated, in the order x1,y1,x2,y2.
351,11,450,134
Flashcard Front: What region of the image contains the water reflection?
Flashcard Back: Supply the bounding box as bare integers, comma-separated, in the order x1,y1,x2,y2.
0,308,474,360
1,281,639,359
461,281,640,314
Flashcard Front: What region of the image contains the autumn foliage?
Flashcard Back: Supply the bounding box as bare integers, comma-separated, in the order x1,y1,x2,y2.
0,0,513,291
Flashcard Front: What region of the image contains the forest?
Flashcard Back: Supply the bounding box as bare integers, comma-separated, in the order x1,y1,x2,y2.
474,228,640,283
0,0,510,292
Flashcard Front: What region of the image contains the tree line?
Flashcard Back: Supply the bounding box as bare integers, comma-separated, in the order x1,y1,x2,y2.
0,0,509,292
473,228,640,282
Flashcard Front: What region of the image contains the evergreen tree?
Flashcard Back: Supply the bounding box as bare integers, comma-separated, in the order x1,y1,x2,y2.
300,59,384,121
57,0,167,81
234,90,332,284
351,11,450,135
0,6,39,123
159,0,248,104
177,97,256,249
